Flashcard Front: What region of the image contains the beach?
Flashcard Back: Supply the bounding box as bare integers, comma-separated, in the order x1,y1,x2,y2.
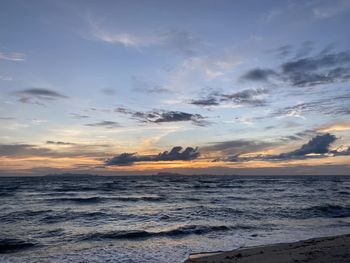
185,233,350,263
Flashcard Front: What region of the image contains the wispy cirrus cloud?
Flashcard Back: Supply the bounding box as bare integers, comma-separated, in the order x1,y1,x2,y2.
317,122,350,133
70,113,90,119
271,94,350,119
0,142,116,158
131,76,171,94
202,139,275,157
89,19,203,56
313,0,350,19
105,146,200,166
0,144,55,157
0,51,26,61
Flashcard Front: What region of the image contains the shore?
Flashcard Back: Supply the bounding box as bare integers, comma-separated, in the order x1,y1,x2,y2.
185,233,350,263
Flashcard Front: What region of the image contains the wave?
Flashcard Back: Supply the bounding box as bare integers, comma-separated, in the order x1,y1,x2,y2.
41,211,111,224
47,195,165,204
300,204,350,218
0,238,36,253
81,224,253,241
114,196,165,202
0,192,14,197
47,197,105,204
0,210,53,223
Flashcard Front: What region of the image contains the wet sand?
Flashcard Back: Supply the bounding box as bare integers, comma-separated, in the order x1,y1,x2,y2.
185,233,350,263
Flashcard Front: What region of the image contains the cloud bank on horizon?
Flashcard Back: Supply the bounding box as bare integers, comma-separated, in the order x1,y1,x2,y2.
0,0,350,175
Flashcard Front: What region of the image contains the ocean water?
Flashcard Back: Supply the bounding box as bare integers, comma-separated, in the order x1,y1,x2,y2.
1,175,350,263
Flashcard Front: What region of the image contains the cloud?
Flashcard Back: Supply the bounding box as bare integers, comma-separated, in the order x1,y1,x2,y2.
202,139,275,157
272,94,350,118
0,52,25,61
190,88,268,107
14,88,68,105
16,88,68,98
105,146,200,166
0,144,54,157
190,97,220,106
115,107,210,126
318,122,350,133
0,143,116,158
158,29,203,57
216,133,340,162
281,51,350,86
131,76,171,94
331,147,350,157
0,117,15,120
241,68,277,81
313,0,350,19
294,41,314,59
101,88,117,95
85,121,121,129
46,141,76,145
275,133,336,158
89,20,202,56
163,53,241,93
70,113,90,119
242,48,350,87
0,75,13,81
269,45,293,58
221,88,268,106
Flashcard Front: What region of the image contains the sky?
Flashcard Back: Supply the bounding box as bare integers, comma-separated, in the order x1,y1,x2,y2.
1,0,350,176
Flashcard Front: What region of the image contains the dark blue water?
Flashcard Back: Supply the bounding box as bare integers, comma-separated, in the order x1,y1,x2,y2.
1,175,350,263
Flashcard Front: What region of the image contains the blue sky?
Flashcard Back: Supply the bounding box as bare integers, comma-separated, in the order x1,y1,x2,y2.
1,0,350,175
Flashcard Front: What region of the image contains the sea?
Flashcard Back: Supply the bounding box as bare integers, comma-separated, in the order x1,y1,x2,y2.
1,175,350,263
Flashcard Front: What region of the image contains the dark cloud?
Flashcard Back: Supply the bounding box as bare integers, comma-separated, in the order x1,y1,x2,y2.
115,107,210,126
216,133,340,162
275,133,336,159
16,88,68,98
282,51,350,73
46,141,76,145
85,121,121,129
105,146,200,166
190,88,268,107
281,51,350,86
221,88,268,106
242,47,350,87
14,88,68,105
241,68,277,81
190,97,220,106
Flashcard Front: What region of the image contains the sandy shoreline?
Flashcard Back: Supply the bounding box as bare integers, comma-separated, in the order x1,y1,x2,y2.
184,233,350,263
